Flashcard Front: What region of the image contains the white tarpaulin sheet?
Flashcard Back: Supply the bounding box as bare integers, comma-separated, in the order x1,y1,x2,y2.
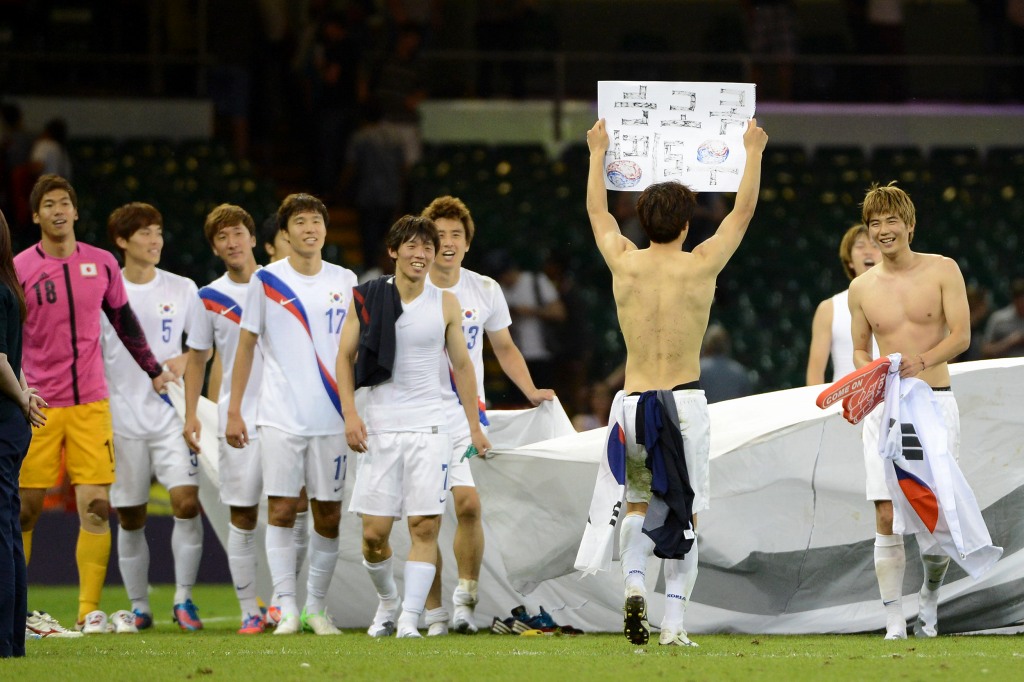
170,357,1024,633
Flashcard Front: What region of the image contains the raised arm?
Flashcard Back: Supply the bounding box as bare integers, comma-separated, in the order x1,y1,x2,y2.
692,118,768,274
444,291,491,456
586,119,634,266
336,298,366,452
805,297,834,385
225,329,257,448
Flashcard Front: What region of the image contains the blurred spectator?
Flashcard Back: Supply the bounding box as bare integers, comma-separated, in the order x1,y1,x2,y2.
486,249,565,398
981,278,1024,358
385,0,443,46
311,11,366,197
542,250,592,402
699,324,754,403
1011,0,1024,100
342,101,406,268
358,244,396,284
953,284,992,362
1,104,33,172
29,119,71,179
742,0,797,100
572,382,612,432
370,22,428,167
206,0,260,158
847,0,906,101
685,192,727,251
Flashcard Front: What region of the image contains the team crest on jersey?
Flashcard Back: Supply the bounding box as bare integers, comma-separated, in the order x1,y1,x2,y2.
80,263,97,277
462,308,479,322
329,291,344,305
159,302,176,315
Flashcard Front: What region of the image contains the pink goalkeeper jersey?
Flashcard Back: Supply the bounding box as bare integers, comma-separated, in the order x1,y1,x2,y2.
15,242,129,407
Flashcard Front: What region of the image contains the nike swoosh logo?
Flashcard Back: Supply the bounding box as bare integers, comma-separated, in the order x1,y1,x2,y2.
188,471,198,477
279,297,296,306
882,600,898,606
333,486,343,493
235,582,252,591
219,305,237,316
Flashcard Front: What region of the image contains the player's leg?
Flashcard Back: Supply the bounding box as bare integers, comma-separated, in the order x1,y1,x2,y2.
914,393,960,638
450,485,483,634
299,434,345,635
217,435,263,633
395,432,448,638
260,426,306,635
109,434,154,631
659,515,699,647
293,487,310,577
348,431,403,637
396,514,440,638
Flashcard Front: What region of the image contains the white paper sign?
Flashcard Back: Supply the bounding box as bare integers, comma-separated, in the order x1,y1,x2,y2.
597,81,756,192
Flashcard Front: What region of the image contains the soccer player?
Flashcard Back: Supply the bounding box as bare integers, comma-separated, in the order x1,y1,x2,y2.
226,193,357,636
338,215,492,639
182,204,266,634
419,196,553,635
849,182,971,639
102,202,204,633
16,175,174,634
577,118,767,647
806,223,881,385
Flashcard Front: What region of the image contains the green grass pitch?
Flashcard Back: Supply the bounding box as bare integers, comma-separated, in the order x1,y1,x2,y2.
7,585,1023,681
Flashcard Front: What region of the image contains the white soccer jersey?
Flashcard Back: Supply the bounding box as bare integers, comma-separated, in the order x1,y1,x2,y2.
102,268,201,439
188,272,264,435
365,285,448,433
240,258,357,436
427,268,511,431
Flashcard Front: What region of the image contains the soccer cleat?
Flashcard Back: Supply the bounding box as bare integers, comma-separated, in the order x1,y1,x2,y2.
367,597,399,638
884,629,908,640
623,595,650,645
79,610,111,634
133,609,154,631
452,604,478,634
25,628,42,640
490,617,515,635
659,629,698,647
26,611,83,638
273,614,302,635
301,608,341,635
172,599,203,631
265,604,282,628
238,613,266,635
111,610,139,634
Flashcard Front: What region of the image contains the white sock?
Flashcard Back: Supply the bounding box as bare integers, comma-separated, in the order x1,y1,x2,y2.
172,516,203,604
304,532,339,614
266,524,299,618
117,527,151,614
662,538,698,632
401,560,436,617
919,554,950,628
293,511,310,576
619,513,654,597
227,524,260,619
454,578,478,606
424,607,448,626
363,556,399,601
875,533,906,634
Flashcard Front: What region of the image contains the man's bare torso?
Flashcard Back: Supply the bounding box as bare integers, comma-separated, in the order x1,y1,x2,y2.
612,246,716,393
856,253,954,387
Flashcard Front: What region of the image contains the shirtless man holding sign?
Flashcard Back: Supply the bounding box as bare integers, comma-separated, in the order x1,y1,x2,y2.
580,117,767,647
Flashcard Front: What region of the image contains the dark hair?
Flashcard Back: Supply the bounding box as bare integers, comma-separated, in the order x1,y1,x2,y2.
277,193,329,233
203,203,255,246
0,209,27,322
635,181,697,244
261,214,282,247
421,195,475,244
385,215,439,256
43,118,68,146
107,202,163,256
30,174,77,214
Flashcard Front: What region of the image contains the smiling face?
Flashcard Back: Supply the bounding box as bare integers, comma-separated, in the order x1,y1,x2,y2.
390,235,435,284
867,211,914,258
33,189,78,243
285,210,326,259
849,233,881,277
118,223,163,268
212,222,257,271
433,216,468,273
